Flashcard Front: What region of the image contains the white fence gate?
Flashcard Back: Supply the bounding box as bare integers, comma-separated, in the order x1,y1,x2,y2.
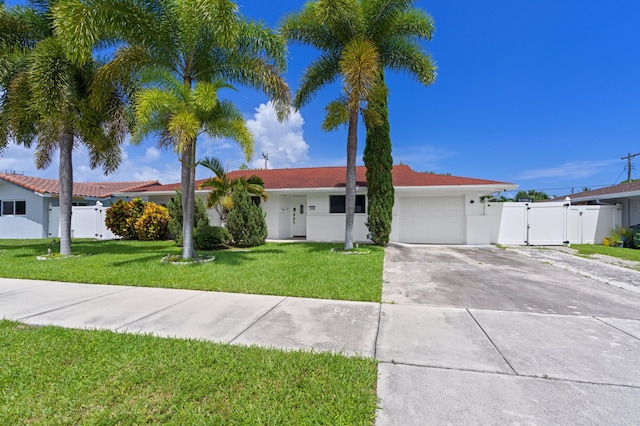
486,200,621,246
48,202,115,240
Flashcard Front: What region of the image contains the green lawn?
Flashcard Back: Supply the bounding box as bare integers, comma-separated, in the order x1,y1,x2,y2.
0,320,378,425
571,244,640,263
0,239,383,302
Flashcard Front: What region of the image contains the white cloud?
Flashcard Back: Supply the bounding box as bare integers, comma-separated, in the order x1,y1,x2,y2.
246,102,309,169
0,141,181,184
517,159,619,180
0,143,52,177
393,145,456,172
89,147,181,183
143,147,161,162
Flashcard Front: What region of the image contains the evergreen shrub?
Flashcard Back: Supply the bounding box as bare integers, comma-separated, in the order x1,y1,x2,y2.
167,191,209,246
226,190,267,247
194,222,231,250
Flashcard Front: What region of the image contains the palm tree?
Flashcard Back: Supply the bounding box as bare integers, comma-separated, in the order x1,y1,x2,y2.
53,0,290,259
133,74,254,233
282,0,436,246
0,1,127,255
198,156,267,224
281,0,380,249
282,0,380,249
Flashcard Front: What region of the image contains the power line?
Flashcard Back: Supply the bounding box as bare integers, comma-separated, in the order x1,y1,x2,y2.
621,152,640,183
511,183,615,193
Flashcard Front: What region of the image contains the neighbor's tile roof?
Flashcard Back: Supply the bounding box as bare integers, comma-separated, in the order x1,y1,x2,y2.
129,164,512,193
0,173,159,198
551,180,640,201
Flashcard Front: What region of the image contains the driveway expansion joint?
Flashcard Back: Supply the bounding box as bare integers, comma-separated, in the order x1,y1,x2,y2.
593,316,640,341
378,361,640,389
466,308,519,376
372,303,383,359
228,296,288,344
18,286,134,321
0,282,48,296
115,291,205,331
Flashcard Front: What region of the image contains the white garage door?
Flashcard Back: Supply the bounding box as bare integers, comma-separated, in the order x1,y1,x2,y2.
399,196,466,244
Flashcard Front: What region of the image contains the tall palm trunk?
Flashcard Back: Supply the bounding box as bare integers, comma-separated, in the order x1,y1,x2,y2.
344,108,359,250
58,128,74,255
180,75,197,260
181,139,196,259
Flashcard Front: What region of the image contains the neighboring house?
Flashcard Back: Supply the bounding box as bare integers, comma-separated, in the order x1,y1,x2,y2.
0,172,159,239
551,181,640,228
118,165,517,244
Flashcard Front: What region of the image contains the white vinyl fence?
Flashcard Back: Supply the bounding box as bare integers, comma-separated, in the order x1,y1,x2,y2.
486,200,621,246
48,202,115,240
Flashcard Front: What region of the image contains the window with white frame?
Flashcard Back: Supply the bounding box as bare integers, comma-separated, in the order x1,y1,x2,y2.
1,200,26,216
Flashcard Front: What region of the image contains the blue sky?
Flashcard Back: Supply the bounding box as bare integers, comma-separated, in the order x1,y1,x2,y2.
1,0,639,198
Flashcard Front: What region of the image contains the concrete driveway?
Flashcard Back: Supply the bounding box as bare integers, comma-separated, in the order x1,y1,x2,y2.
377,244,640,425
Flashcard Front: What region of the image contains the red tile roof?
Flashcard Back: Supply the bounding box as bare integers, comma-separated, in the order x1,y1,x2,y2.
551,180,640,201
129,164,512,193
0,173,159,198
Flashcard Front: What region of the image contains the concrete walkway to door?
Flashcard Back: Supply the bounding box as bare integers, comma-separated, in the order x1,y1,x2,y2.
377,244,640,425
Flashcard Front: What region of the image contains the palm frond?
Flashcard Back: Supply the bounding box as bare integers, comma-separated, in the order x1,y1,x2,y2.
315,0,364,40
236,20,288,71
293,54,340,109
168,110,200,154
197,155,226,179
214,55,291,120
280,4,346,54
340,37,380,110
192,80,233,113
28,37,73,115
381,39,436,85
384,9,435,41
53,0,176,65
321,98,349,132
201,100,254,161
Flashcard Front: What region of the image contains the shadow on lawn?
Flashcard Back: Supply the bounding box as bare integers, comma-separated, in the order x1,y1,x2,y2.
211,248,285,266
0,239,178,258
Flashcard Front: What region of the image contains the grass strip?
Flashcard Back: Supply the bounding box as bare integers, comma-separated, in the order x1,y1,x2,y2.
571,244,640,262
0,320,378,425
0,240,383,302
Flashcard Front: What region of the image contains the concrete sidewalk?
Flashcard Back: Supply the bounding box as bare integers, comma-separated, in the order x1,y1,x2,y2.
0,278,380,357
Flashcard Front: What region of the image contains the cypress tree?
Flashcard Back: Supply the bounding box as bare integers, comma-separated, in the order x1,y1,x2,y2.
364,77,394,246
226,190,267,247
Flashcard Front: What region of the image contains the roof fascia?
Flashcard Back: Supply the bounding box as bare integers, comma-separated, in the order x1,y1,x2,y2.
569,190,640,202
396,183,519,193
116,184,518,197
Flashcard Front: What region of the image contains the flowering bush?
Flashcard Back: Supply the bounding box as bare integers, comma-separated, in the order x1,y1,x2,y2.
135,203,170,241
106,199,169,240
105,199,145,239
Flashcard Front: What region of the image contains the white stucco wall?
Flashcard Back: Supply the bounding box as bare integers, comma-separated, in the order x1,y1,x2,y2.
0,182,47,238
257,193,285,239
127,186,513,244
305,191,370,242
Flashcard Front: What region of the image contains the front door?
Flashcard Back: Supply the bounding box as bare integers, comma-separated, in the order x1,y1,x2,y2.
291,196,307,237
